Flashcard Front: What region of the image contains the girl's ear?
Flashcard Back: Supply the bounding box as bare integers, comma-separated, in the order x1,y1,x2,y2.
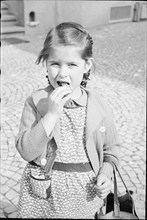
84,58,94,72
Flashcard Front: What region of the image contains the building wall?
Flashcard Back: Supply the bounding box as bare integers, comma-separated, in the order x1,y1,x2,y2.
55,1,129,27
81,1,135,27
6,0,139,36
55,1,83,25
24,0,57,35
6,0,24,26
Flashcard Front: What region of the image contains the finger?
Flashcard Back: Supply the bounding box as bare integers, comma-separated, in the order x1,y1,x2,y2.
94,185,112,196
51,86,72,97
95,185,110,193
96,183,107,190
61,93,72,106
97,180,104,187
56,90,72,103
95,189,110,199
97,184,111,191
99,193,108,199
97,180,112,189
97,176,107,186
51,87,72,101
95,186,110,193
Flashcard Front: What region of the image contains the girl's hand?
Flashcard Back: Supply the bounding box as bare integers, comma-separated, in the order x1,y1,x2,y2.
42,86,72,137
47,86,72,117
94,174,112,199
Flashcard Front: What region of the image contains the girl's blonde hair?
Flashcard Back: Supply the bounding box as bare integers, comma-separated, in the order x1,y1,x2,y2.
36,22,93,64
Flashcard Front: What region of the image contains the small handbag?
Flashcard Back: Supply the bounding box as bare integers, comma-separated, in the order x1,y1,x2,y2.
96,162,139,219
29,163,51,199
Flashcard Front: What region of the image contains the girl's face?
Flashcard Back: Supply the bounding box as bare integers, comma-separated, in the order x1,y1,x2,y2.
46,45,92,98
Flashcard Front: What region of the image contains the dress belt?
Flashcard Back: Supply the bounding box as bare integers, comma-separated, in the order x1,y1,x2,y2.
52,161,93,172
29,161,92,172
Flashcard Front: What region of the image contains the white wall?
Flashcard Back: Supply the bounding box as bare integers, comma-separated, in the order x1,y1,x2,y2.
20,0,138,35
6,0,24,26
24,0,56,35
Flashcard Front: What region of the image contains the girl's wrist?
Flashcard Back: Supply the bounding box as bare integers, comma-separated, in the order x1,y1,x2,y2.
41,112,58,136
45,111,59,120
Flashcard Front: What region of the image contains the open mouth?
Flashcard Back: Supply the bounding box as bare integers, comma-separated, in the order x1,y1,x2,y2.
57,81,70,87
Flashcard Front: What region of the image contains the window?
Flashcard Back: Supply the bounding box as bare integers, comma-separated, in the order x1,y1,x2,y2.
29,11,35,22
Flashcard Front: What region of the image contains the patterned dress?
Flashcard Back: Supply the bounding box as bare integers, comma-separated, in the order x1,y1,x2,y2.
17,95,103,219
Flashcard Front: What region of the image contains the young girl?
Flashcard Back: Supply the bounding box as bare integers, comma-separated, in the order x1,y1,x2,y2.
16,22,120,219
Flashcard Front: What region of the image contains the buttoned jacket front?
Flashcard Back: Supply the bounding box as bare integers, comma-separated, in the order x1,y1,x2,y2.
16,85,120,178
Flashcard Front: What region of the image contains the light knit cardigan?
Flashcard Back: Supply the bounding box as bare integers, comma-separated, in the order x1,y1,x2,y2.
16,85,120,179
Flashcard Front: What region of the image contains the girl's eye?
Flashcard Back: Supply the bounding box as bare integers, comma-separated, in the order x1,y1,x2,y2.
68,63,77,67
51,63,59,66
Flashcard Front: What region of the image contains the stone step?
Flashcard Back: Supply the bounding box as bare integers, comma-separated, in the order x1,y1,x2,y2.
1,1,8,10
1,32,25,39
1,8,9,15
1,5,9,15
1,14,18,26
1,25,25,36
1,14,17,22
1,20,18,26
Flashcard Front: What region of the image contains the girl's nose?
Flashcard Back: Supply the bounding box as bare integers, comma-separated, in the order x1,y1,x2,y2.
58,65,68,78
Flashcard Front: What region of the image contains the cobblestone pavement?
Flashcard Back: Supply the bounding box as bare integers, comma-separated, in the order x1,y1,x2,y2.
1,21,146,218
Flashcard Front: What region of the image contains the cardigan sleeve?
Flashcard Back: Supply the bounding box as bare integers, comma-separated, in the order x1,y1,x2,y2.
15,95,51,162
98,101,121,179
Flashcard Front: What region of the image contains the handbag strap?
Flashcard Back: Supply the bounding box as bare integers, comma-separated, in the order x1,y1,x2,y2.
112,162,132,196
98,161,136,217
113,168,121,217
98,167,121,217
111,161,136,216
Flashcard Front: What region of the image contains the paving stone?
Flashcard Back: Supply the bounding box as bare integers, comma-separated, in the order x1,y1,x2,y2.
10,162,21,167
135,209,145,220
123,165,132,171
137,160,145,165
8,211,17,218
1,185,9,195
123,156,132,162
0,167,8,174
11,195,19,206
5,189,18,201
19,162,26,168
0,213,6,218
127,170,137,177
0,194,4,201
1,176,9,185
135,183,145,189
4,204,17,214
0,144,8,150
6,157,13,162
1,170,15,178
137,146,146,151
8,152,15,157
6,179,17,188
17,168,25,175
124,150,133,155
131,177,142,184
9,166,19,172
0,199,11,209
11,173,21,182
1,153,7,159
122,180,134,188
2,161,13,166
